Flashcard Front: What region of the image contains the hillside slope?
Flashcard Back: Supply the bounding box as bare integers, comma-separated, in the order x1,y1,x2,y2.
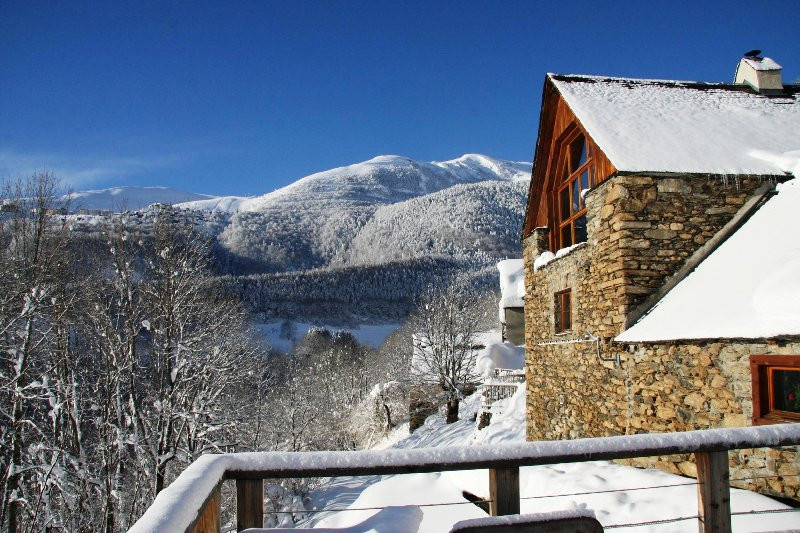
195,154,530,274
179,154,529,213
339,180,528,266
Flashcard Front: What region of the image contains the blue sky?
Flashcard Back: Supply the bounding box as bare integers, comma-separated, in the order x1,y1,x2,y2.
1,1,798,196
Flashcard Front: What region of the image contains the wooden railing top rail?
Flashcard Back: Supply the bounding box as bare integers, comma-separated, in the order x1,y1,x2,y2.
129,423,800,533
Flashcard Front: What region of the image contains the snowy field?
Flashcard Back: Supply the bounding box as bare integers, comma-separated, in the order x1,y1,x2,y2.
296,388,800,532
254,321,400,352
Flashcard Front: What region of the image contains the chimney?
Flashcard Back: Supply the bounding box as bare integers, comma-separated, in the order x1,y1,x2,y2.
734,52,784,94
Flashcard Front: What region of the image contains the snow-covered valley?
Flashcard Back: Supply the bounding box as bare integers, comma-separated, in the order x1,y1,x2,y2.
64,153,531,326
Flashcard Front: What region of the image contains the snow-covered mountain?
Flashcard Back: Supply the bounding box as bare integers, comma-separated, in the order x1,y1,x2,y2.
65,186,214,211
178,154,529,213
177,154,531,274
66,154,531,321
340,180,529,266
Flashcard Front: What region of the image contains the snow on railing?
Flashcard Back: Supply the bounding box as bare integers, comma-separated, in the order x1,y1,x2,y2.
129,423,800,533
488,368,525,382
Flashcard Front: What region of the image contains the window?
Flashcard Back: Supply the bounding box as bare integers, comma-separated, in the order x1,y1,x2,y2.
552,132,594,251
750,355,800,425
554,289,572,333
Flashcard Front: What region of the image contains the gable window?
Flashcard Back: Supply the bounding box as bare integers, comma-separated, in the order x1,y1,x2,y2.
553,132,594,250
554,289,572,333
750,355,800,424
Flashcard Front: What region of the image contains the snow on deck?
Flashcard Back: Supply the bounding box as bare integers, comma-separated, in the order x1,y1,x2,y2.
617,173,800,343
130,416,800,532
304,389,800,532
551,74,800,176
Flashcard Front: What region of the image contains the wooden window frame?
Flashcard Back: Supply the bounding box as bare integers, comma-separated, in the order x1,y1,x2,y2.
554,289,572,334
750,354,800,425
550,129,595,251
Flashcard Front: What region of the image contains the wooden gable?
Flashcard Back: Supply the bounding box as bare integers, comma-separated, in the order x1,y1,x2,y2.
522,77,616,240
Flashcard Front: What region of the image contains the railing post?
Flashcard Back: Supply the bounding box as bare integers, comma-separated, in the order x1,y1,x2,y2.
695,451,731,533
488,467,519,516
189,484,221,533
236,478,264,531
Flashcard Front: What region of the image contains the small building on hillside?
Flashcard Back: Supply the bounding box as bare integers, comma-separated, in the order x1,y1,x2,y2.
497,259,526,345
521,54,800,499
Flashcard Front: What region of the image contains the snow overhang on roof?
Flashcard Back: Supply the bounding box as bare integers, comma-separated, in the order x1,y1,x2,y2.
616,162,800,343
549,73,800,177
497,259,525,310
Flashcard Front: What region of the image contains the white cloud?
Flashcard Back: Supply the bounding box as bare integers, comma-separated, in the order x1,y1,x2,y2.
0,148,183,189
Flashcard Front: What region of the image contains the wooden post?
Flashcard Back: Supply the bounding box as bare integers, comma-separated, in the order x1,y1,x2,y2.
237,478,264,531
695,451,731,533
488,467,520,516
189,485,221,533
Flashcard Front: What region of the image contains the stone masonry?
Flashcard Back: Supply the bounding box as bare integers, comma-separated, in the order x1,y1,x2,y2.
523,174,800,500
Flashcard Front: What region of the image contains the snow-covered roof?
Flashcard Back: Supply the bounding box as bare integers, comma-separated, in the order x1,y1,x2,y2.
497,259,525,309
617,158,800,343
550,73,800,176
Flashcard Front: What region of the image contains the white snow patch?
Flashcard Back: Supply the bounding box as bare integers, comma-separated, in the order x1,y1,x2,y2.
497,259,525,309
475,342,525,377
533,242,586,272
451,509,597,531
313,473,484,531
533,251,555,271
741,56,782,72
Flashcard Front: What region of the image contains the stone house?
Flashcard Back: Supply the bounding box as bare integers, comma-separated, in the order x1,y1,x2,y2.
521,55,800,499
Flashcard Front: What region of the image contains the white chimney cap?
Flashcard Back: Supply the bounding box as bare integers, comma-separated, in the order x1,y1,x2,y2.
742,56,782,71
734,56,783,93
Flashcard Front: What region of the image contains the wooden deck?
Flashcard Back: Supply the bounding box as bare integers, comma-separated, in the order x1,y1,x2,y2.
129,423,800,533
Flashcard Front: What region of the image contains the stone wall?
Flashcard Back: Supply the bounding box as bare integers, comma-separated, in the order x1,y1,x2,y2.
524,175,766,345
523,173,800,500
525,338,800,499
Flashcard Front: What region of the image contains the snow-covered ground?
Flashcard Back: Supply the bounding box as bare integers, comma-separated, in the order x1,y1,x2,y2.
255,321,400,352
297,387,800,532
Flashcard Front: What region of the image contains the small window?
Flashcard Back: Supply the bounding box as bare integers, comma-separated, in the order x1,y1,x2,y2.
750,355,800,425
554,289,572,333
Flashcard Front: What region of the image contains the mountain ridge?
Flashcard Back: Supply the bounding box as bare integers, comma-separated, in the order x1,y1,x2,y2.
65,186,215,211
177,153,530,213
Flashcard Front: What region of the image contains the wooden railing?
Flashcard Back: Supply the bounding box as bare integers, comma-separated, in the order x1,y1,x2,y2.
482,368,525,407
128,423,800,533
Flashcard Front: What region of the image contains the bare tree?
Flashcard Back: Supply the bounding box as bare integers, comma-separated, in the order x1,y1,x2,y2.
0,173,73,532
126,209,260,496
408,280,486,423
81,207,263,530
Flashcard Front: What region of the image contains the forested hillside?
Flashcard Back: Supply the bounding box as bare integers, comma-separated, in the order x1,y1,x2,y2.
222,257,499,322
67,154,531,322
339,180,529,266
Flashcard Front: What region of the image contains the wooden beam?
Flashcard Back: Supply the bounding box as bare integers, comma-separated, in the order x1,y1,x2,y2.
237,478,264,531
695,451,731,533
452,515,604,533
189,485,220,533
488,467,520,516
